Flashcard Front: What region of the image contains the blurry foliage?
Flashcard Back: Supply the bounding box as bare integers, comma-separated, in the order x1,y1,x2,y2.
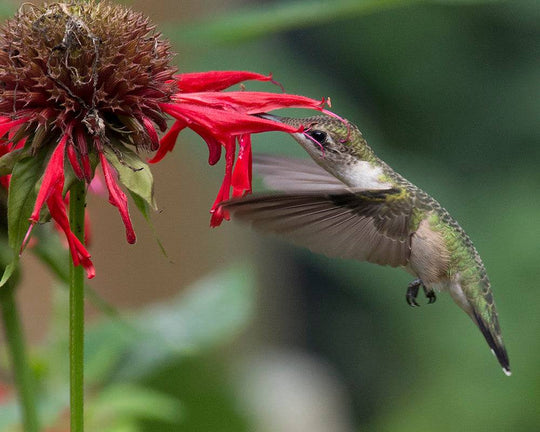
168,0,507,44
0,266,255,430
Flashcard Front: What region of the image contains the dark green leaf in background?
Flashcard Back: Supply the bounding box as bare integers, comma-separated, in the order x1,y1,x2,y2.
0,154,45,287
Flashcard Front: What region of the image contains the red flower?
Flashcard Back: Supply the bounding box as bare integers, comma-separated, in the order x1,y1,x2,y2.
154,71,331,225
0,2,330,280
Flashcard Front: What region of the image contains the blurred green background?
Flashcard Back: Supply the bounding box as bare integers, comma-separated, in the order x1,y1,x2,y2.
0,0,539,431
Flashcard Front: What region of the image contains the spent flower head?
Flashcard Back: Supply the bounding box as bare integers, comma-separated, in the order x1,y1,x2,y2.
0,0,331,279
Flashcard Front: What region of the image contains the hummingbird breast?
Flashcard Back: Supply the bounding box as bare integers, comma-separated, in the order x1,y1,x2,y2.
409,215,452,285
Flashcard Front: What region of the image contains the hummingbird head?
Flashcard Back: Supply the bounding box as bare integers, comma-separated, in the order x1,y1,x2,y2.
260,114,376,166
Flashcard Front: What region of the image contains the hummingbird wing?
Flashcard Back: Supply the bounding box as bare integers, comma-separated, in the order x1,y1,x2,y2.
221,188,414,267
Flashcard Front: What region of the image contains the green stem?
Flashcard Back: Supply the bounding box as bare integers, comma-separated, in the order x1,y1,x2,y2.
0,280,40,432
69,181,87,432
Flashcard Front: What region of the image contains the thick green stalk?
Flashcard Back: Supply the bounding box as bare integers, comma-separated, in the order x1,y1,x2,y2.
0,280,39,432
69,181,87,432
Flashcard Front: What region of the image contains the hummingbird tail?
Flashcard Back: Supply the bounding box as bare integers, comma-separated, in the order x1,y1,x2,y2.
452,278,511,375
472,310,511,376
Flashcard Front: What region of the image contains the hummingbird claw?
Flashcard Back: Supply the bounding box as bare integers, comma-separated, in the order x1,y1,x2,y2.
422,285,437,304
406,279,434,307
408,297,420,307
406,279,422,307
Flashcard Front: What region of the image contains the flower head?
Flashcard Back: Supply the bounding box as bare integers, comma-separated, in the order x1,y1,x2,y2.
0,1,330,279
154,72,332,225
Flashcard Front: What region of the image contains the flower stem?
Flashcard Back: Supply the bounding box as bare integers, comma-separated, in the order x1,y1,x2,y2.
69,181,87,432
0,279,39,432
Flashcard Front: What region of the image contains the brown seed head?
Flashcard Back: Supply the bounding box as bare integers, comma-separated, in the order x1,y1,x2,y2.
0,0,177,152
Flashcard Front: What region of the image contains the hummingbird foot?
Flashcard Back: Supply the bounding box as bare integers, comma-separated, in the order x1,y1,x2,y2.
423,284,437,304
406,279,422,307
406,279,435,306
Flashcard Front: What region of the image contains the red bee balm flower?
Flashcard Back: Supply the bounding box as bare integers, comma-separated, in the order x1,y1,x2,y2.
0,1,329,279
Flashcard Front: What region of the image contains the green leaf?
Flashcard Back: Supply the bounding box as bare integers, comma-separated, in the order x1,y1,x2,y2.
104,144,157,210
88,384,183,425
129,191,168,258
0,148,25,177
0,260,16,288
129,190,151,221
0,154,45,287
117,265,256,380
9,157,46,242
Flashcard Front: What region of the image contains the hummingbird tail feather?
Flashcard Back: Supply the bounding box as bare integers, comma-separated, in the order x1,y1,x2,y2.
472,310,511,376
453,278,511,375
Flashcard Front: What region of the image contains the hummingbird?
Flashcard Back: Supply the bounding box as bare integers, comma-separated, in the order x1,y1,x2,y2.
221,114,511,375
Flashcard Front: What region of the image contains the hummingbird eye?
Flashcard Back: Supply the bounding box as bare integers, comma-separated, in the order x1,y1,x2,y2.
307,130,327,145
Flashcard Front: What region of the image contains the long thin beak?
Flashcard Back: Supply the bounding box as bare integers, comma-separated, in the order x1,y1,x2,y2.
255,113,307,129
255,113,285,123
256,113,331,129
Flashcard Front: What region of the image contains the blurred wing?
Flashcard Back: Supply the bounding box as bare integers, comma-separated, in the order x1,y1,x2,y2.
222,188,414,267
253,154,346,192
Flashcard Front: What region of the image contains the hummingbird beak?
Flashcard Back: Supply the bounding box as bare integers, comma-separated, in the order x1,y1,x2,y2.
255,113,285,122
255,113,306,129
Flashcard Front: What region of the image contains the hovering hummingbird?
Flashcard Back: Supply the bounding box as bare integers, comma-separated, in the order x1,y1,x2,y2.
221,114,510,375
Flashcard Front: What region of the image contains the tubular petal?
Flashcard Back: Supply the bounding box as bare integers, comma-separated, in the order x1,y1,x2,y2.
67,144,84,180
148,119,186,164
99,152,137,244
175,71,274,93
0,117,30,139
231,134,252,197
210,139,235,227
160,103,302,136
174,92,328,115
29,132,69,224
189,122,223,166
141,115,160,151
74,127,92,182
46,185,95,279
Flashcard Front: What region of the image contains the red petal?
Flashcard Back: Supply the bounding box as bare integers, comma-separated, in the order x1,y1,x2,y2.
148,120,186,164
67,144,84,180
161,102,302,137
210,139,235,227
189,122,223,166
175,71,274,93
0,176,9,189
74,127,92,182
0,117,30,139
81,154,92,183
141,115,160,151
29,133,69,224
174,91,327,115
0,143,10,157
231,134,252,197
99,152,136,244
47,185,95,279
